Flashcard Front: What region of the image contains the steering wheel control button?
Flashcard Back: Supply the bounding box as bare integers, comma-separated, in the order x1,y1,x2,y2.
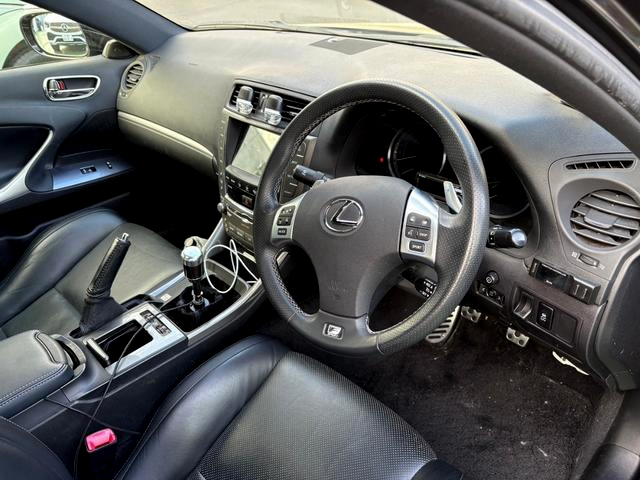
400,190,439,265
409,241,426,252
271,195,305,243
324,198,364,233
536,303,554,330
276,206,295,227
322,323,344,340
407,212,431,229
416,228,430,241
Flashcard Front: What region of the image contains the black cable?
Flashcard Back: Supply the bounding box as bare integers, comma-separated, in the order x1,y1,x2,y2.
72,301,191,480
44,398,141,436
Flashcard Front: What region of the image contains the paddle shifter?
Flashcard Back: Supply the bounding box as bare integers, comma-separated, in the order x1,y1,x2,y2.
181,245,205,306
79,233,130,335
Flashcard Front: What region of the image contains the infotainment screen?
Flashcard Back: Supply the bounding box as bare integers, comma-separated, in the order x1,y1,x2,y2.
232,126,280,178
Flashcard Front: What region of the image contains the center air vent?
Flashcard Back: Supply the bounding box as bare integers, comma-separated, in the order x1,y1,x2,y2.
570,190,640,248
122,61,144,92
230,84,310,125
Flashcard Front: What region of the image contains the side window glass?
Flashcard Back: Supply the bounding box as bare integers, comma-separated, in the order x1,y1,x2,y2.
0,2,110,70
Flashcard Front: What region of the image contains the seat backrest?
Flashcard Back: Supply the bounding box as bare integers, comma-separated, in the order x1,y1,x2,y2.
0,417,71,480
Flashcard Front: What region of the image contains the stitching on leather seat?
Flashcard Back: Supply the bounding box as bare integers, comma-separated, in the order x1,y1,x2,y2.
114,337,284,479
0,364,66,407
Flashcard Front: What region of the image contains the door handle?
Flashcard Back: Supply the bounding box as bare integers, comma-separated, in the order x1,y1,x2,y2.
43,75,100,101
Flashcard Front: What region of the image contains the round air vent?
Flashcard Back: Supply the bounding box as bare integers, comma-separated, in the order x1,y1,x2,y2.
570,190,640,248
121,61,144,92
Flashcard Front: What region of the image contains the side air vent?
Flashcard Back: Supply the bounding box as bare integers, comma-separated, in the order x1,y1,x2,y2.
570,190,640,248
566,159,634,170
230,84,311,124
122,61,145,92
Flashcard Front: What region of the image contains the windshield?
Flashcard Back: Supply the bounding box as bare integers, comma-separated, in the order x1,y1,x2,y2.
135,0,474,52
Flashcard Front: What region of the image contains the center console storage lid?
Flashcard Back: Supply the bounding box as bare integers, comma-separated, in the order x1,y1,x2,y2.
0,330,73,417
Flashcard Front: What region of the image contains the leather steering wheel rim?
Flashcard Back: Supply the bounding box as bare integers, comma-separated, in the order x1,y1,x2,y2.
254,80,489,355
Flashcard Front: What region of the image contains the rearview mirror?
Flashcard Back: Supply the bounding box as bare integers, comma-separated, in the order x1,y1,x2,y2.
20,13,89,58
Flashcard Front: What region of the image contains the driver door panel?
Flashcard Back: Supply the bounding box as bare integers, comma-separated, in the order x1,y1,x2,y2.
0,55,133,279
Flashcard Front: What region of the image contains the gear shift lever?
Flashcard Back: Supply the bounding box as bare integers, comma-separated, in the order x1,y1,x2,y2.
181,246,205,306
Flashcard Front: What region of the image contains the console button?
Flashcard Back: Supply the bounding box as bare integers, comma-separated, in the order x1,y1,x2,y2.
569,277,598,303
531,261,569,290
578,253,599,268
277,216,292,226
409,241,425,253
277,227,287,236
536,303,554,329
281,206,296,216
484,271,499,286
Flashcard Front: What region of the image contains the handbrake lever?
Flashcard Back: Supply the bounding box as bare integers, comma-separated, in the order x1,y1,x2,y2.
79,233,131,335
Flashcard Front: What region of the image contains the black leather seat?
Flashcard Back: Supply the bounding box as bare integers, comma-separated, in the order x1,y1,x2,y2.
0,209,181,339
0,336,461,479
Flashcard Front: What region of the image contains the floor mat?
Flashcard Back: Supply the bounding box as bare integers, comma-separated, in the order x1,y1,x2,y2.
254,306,602,480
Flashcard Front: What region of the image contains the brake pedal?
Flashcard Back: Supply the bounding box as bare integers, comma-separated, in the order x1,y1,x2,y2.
426,306,461,344
506,327,529,347
460,306,484,323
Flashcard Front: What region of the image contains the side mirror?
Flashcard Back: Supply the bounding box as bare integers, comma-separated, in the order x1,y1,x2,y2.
20,12,89,58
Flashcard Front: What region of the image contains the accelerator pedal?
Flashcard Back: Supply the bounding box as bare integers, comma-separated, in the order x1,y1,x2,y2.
426,306,461,345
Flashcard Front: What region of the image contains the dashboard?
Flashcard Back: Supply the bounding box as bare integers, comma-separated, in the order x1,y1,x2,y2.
115,28,640,389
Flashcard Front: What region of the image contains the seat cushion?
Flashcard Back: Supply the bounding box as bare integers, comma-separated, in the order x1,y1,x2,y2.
0,417,71,480
0,336,460,480
0,209,181,337
116,336,458,480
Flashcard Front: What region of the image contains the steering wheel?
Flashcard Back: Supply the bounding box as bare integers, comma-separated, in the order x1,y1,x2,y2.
254,80,489,355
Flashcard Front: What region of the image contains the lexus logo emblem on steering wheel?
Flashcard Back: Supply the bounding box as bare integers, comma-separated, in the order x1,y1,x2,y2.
324,198,364,233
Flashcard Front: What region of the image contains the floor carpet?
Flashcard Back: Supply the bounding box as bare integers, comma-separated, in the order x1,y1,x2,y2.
254,305,603,480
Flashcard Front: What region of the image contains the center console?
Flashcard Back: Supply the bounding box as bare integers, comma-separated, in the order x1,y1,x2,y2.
6,235,262,477
216,82,316,251
1,81,318,476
